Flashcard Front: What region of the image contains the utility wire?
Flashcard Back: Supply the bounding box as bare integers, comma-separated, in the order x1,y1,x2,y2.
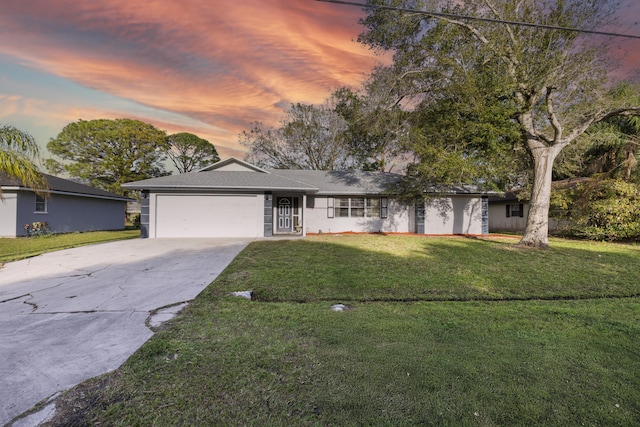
317,0,640,40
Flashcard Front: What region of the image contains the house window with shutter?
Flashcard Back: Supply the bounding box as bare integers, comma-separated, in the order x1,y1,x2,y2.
506,203,524,218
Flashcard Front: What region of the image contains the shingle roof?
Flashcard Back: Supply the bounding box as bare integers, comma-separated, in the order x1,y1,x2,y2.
270,169,402,194
122,170,319,192
121,157,491,196
0,173,131,201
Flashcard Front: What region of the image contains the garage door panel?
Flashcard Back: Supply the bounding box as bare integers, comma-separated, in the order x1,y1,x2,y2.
155,195,259,237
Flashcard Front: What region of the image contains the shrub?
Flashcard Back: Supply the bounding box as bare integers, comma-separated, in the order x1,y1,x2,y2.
131,213,141,229
553,179,640,241
24,221,53,237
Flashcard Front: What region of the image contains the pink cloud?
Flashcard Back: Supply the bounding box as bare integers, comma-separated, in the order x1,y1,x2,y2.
1,0,637,161
0,0,383,156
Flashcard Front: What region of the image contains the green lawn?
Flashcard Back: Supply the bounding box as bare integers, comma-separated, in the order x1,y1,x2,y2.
39,235,640,426
0,229,140,263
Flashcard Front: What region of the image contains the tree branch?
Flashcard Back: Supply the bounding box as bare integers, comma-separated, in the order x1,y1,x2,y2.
482,0,518,52
545,87,564,142
562,107,640,144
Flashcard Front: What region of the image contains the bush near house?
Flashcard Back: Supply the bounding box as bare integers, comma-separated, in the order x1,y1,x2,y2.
23,221,52,237
551,179,640,241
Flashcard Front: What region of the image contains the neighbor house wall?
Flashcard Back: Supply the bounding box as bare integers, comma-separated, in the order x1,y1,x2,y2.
304,196,411,234
423,196,485,235
16,191,126,236
0,192,19,237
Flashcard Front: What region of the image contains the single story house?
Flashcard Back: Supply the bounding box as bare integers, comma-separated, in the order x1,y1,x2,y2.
122,157,490,239
0,173,131,237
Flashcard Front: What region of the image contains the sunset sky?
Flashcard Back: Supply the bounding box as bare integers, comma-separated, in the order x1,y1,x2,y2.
1,0,639,161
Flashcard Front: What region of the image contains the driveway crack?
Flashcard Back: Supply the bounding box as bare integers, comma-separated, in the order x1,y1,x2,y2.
18,294,39,312
0,293,32,304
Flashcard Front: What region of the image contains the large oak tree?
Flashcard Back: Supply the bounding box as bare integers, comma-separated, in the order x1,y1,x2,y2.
358,0,640,247
48,118,169,196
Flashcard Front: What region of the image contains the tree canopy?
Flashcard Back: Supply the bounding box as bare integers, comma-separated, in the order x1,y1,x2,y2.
0,125,48,196
240,101,358,170
358,0,640,247
47,119,169,195
164,132,220,173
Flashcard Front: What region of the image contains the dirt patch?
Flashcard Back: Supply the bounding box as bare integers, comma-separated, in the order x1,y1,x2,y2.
39,372,126,427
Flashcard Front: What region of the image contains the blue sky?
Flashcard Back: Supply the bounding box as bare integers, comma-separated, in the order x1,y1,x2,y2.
1,0,638,160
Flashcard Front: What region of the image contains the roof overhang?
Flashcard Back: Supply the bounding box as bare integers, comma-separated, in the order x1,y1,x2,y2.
122,184,319,193
0,186,132,202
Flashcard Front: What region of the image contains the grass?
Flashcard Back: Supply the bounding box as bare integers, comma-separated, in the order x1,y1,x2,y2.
40,235,640,426
0,229,139,263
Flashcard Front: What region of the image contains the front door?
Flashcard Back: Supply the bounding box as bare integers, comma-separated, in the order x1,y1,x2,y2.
276,197,293,232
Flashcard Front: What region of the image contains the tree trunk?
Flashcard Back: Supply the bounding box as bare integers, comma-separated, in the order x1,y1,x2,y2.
518,143,564,248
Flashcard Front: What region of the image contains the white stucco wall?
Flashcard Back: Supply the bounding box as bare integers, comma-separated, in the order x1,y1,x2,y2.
0,192,19,237
489,202,564,233
489,202,528,232
423,196,484,235
304,196,411,234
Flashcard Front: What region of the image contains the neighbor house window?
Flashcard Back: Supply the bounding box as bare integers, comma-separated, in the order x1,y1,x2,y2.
506,203,524,218
35,195,47,213
331,197,388,218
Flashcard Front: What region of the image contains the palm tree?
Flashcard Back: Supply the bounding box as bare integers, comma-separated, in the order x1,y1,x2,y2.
0,125,48,196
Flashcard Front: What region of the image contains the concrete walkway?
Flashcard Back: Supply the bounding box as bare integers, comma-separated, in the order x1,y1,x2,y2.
0,238,250,426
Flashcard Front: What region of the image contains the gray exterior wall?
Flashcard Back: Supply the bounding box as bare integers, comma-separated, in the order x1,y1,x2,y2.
13,191,126,237
140,191,150,238
263,192,273,237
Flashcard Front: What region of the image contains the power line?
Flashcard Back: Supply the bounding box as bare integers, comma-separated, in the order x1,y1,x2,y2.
316,0,640,40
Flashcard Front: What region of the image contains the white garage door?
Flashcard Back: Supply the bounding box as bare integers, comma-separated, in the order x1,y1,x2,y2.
155,194,260,238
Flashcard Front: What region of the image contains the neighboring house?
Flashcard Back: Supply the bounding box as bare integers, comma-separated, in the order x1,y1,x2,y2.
122,157,490,239
0,173,131,237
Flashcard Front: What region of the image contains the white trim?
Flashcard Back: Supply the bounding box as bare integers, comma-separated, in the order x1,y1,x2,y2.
196,157,270,173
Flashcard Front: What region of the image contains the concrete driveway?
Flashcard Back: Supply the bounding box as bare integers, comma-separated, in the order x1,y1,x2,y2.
0,238,250,426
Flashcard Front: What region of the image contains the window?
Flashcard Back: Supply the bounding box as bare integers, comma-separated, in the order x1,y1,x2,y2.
351,197,365,217
330,197,388,218
336,197,350,217
367,198,380,218
35,195,47,213
506,203,524,218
